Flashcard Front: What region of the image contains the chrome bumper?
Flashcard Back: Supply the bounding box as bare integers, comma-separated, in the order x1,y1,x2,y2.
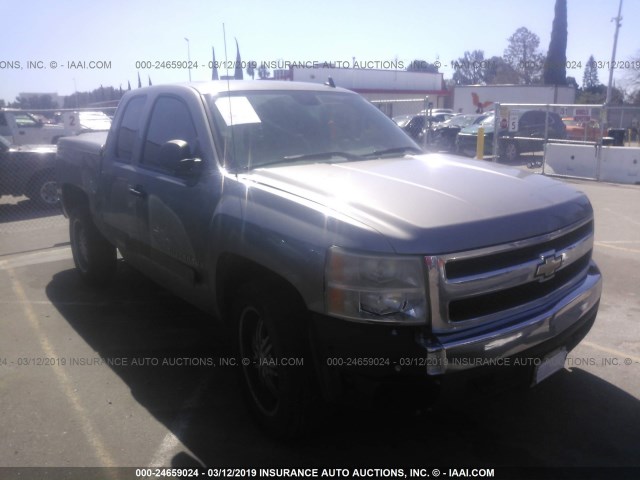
424,262,602,375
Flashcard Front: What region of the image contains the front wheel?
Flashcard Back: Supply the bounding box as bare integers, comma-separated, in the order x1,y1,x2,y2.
233,282,314,439
69,212,117,286
28,172,60,207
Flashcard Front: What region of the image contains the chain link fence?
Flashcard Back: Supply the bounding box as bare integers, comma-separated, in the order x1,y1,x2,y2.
0,107,116,255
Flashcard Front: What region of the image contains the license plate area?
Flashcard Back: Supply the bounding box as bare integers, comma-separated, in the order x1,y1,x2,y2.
532,348,568,386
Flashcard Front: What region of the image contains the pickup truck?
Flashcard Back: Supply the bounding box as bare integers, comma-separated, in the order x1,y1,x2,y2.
0,135,59,206
56,81,602,438
0,108,112,145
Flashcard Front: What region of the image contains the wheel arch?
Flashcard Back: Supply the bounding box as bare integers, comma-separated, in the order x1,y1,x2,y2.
60,183,90,218
215,253,308,326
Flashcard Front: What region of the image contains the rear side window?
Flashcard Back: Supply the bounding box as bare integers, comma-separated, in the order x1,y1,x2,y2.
116,96,146,162
141,96,198,172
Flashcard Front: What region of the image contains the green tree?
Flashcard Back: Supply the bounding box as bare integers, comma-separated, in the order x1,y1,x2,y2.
582,55,600,90
11,94,58,110
257,62,271,79
504,27,546,84
543,0,567,85
484,56,520,84
451,50,487,85
246,60,257,80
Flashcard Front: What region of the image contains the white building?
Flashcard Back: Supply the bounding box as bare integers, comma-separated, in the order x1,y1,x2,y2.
275,65,449,117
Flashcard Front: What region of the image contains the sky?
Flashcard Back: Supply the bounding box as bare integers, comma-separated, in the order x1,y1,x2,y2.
1,0,638,105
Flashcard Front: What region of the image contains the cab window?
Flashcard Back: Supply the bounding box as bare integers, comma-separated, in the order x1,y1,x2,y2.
115,96,146,163
141,96,198,173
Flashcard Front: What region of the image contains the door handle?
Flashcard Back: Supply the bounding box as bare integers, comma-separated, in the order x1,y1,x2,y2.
128,185,147,198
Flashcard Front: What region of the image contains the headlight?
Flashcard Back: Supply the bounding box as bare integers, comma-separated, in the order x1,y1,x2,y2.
325,247,428,324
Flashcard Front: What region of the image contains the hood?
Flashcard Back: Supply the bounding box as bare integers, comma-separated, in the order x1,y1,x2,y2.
243,154,592,254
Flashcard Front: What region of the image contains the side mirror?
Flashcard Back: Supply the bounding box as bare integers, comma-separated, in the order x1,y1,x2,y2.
158,139,202,178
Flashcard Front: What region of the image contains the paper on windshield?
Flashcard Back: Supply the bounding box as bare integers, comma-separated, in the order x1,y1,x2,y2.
214,96,261,126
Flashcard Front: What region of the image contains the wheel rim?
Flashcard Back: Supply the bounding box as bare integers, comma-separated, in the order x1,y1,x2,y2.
73,220,91,273
239,305,279,416
505,143,518,161
39,180,59,205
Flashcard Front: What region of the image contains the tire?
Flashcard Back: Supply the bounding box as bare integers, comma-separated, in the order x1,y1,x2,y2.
28,172,60,207
69,212,117,286
501,141,519,163
233,282,314,439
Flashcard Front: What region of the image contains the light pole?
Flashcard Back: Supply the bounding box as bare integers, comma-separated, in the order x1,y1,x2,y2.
184,37,192,81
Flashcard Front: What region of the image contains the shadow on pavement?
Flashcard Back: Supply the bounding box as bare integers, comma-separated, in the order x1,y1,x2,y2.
0,196,62,223
46,264,640,469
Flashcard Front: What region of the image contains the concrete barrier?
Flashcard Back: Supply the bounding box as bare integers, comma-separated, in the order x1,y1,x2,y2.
543,143,598,179
599,146,640,184
543,143,640,185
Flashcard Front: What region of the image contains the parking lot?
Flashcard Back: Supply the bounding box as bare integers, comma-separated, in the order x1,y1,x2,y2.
0,175,639,475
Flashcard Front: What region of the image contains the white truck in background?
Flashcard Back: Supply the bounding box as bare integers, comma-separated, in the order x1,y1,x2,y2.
453,85,576,114
0,108,111,145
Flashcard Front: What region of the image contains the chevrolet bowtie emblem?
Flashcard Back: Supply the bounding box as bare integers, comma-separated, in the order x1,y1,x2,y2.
535,253,563,280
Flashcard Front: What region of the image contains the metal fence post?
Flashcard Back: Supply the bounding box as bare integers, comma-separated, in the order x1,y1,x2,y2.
492,103,500,161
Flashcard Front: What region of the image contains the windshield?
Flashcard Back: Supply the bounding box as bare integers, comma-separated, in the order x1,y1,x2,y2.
207,90,420,170
480,114,495,126
444,114,486,127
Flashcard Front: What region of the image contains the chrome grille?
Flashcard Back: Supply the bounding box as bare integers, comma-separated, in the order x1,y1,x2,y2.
426,218,594,333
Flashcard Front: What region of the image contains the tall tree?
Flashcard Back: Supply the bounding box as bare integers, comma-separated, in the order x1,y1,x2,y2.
257,62,271,79
234,39,243,80
484,56,520,84
543,0,567,84
582,55,600,90
503,27,546,84
451,50,487,85
246,60,257,80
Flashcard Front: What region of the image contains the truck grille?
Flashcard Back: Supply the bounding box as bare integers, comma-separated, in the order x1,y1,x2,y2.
426,218,594,332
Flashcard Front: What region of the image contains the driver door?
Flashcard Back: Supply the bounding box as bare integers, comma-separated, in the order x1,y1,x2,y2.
131,94,220,287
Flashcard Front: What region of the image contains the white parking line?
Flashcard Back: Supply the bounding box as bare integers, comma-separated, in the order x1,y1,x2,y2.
147,375,210,468
582,341,640,364
5,264,118,474
603,208,640,228
595,242,640,254
0,246,72,270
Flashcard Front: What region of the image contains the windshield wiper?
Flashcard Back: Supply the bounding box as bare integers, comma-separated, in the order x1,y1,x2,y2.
239,151,359,171
282,151,360,161
359,146,423,159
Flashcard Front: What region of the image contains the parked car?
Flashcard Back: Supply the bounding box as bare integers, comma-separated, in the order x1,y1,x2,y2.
396,112,457,141
430,113,489,151
57,81,601,438
456,110,566,161
563,117,601,142
0,135,59,206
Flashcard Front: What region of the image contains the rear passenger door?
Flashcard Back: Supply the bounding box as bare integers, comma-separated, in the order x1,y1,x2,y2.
100,95,148,248
132,94,220,287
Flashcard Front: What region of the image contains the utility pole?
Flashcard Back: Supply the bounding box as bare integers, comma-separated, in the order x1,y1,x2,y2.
605,0,623,105
184,37,192,82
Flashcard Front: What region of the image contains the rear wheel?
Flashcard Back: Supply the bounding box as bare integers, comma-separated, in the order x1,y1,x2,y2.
501,141,519,163
69,211,117,286
233,282,315,439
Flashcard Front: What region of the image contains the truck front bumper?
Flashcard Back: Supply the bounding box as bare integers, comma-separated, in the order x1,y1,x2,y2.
423,261,602,375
